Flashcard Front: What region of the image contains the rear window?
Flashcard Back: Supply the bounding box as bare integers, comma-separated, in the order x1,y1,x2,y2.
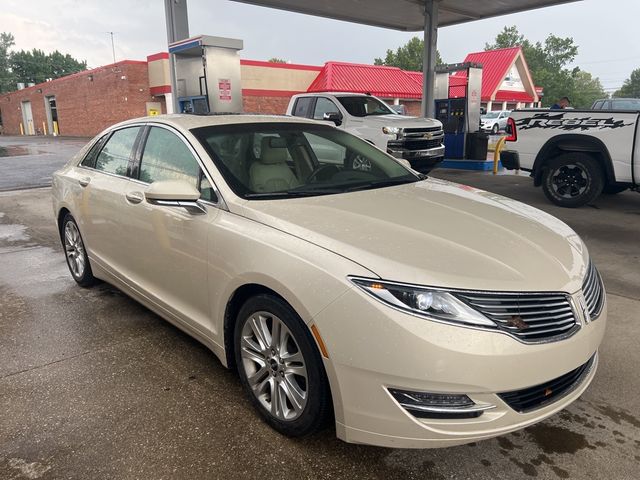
292,97,313,117
94,127,140,176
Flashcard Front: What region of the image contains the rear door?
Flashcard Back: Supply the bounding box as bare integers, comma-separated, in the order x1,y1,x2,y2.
119,124,219,333
75,126,142,274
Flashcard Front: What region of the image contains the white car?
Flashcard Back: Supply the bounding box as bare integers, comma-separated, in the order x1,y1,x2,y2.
52,114,606,448
481,110,511,134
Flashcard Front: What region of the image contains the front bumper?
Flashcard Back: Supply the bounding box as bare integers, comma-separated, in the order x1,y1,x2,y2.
388,145,445,173
313,286,606,448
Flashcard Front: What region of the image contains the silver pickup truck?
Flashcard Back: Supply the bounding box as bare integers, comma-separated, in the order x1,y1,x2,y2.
287,93,445,173
501,109,640,207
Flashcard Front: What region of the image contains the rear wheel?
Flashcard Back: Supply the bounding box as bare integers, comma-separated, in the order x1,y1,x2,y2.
61,213,98,287
541,153,604,208
234,295,331,437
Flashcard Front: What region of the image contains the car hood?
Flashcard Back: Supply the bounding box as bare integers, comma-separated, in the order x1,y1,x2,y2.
236,179,588,293
363,114,442,129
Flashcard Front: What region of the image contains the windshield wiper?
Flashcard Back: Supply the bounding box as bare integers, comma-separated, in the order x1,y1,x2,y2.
345,177,418,192
244,189,339,199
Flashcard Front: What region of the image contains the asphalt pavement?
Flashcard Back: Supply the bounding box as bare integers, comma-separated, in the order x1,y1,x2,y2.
0,136,639,479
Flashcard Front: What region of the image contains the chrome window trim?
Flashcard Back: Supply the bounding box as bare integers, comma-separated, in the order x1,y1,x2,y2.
347,275,583,345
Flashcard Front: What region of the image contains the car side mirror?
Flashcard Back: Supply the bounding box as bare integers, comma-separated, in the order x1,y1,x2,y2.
144,180,205,215
323,112,343,126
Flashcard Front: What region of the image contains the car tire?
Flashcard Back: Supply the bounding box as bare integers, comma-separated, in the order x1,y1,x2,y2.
492,124,499,134
541,153,604,208
234,294,331,437
61,213,99,287
602,184,628,195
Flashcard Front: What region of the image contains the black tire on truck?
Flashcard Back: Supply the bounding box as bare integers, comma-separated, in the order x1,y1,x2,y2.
541,152,604,208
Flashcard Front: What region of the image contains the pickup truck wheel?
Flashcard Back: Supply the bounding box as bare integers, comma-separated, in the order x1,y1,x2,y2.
541,153,604,208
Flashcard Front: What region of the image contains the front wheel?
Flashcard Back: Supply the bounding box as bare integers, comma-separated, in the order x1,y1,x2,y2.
541,153,604,208
234,295,331,437
492,124,499,134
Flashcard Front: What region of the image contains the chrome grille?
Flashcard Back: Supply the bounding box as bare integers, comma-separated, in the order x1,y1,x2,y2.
583,261,604,319
454,291,579,343
402,126,442,135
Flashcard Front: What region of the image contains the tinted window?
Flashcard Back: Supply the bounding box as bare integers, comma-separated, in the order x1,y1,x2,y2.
293,97,313,117
337,96,394,117
593,101,604,109
313,98,340,120
139,127,200,186
95,127,140,176
612,99,640,110
81,135,108,168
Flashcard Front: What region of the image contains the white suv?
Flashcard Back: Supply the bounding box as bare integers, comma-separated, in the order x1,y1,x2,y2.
481,110,511,134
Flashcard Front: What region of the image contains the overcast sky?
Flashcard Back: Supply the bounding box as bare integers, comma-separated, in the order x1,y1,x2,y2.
1,0,639,93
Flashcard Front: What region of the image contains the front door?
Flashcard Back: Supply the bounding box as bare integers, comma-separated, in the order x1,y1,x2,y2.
119,125,217,334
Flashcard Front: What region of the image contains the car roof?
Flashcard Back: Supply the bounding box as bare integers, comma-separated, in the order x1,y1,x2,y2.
112,113,321,131
294,92,374,98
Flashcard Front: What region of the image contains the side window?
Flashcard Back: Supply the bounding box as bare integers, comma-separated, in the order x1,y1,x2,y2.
593,101,604,109
293,97,313,118
94,127,140,176
139,127,199,187
81,134,108,168
313,97,340,120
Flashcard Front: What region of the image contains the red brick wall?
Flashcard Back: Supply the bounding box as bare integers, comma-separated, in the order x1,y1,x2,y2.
0,61,165,137
242,94,293,115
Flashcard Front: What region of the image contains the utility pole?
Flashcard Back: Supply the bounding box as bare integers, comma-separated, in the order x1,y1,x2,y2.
107,32,116,64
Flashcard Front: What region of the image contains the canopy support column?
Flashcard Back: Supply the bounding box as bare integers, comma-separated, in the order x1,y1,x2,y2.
422,0,439,118
164,0,190,114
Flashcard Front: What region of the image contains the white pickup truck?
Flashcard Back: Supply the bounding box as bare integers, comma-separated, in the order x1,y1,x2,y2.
286,92,445,173
501,109,640,207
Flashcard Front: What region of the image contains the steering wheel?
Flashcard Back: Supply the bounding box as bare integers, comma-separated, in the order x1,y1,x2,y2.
307,164,340,183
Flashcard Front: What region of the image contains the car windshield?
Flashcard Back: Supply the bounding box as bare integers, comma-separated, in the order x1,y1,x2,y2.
191,123,419,200
482,112,500,119
336,96,395,117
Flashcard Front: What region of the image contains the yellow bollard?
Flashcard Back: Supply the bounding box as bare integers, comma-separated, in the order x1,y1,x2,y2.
42,121,47,135
53,121,59,136
19,122,24,135
28,121,34,135
493,136,507,175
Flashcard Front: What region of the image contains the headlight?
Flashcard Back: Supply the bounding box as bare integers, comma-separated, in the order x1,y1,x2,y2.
349,277,496,328
382,126,401,135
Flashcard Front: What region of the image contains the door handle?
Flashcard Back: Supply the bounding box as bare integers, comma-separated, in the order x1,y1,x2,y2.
125,191,144,204
78,177,91,187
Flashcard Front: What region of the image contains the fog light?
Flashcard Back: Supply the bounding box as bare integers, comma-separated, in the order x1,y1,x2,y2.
389,388,495,419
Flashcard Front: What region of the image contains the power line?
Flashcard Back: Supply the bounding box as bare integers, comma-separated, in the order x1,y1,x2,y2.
106,32,116,63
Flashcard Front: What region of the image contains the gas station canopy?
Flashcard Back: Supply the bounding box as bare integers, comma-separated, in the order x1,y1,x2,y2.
231,0,580,31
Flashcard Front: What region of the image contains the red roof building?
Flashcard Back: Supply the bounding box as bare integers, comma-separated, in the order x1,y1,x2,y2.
307,62,423,99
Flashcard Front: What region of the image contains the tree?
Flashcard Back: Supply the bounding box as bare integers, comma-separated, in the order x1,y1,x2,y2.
10,48,86,85
374,37,443,71
569,70,607,109
485,26,596,107
613,68,640,98
0,32,15,93
268,57,286,63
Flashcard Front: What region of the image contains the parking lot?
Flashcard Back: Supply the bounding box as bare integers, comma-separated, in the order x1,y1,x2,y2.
0,136,639,479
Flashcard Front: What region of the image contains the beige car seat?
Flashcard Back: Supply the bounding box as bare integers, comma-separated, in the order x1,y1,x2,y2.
250,137,299,192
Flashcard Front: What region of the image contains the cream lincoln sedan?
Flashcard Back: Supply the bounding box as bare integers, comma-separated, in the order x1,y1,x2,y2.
52,114,606,448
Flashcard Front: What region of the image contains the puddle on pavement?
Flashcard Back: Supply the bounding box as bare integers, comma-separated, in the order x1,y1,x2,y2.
0,223,30,242
0,145,48,158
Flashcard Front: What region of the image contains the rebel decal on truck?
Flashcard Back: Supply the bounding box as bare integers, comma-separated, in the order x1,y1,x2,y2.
515,113,634,131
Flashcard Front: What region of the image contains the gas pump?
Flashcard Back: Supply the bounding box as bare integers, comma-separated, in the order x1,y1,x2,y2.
434,63,487,160
169,35,243,114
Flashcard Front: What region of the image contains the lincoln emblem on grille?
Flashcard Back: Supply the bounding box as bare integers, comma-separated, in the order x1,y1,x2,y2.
577,293,590,325
507,315,530,329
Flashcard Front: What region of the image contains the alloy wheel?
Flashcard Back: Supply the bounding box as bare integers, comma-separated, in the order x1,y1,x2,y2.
64,221,86,279
240,311,308,421
551,164,589,199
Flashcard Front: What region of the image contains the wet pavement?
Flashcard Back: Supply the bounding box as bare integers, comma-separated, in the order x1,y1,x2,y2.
0,136,88,192
0,142,639,479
